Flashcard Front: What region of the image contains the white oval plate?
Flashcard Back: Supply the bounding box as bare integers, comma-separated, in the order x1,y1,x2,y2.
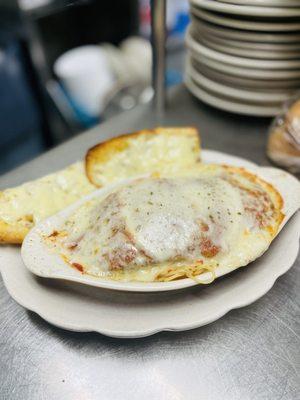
191,59,300,90
193,30,300,51
187,60,293,103
191,6,300,31
189,49,300,80
185,74,283,116
21,151,300,292
199,36,300,60
186,30,300,70
217,0,300,7
191,17,300,43
190,0,300,17
0,150,300,337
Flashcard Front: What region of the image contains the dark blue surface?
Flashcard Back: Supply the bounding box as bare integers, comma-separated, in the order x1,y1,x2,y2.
0,41,44,174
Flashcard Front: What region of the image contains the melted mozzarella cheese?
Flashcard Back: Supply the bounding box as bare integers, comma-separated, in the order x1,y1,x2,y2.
49,177,248,279
0,162,94,225
42,164,283,282
86,128,200,187
121,178,243,262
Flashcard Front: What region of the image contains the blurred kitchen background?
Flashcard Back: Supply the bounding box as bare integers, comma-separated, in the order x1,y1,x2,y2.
0,0,189,174
1,0,300,175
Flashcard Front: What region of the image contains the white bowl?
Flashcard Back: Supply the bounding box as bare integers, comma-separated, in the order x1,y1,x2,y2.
191,6,300,31
190,0,300,17
54,46,114,116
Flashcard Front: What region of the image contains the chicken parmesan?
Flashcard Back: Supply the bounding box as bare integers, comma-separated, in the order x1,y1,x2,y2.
43,165,284,283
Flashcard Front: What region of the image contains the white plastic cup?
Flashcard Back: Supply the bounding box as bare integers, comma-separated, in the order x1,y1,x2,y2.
54,45,114,116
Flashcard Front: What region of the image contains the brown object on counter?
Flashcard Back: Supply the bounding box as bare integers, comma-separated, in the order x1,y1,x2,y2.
267,98,300,175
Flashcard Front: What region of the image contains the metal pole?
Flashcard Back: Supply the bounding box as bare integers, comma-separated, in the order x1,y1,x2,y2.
151,0,167,117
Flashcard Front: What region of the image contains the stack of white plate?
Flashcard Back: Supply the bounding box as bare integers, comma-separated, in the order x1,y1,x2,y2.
185,0,300,116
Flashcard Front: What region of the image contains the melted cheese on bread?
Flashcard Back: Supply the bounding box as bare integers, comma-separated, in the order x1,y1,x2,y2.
85,127,201,187
0,162,95,244
1,127,201,244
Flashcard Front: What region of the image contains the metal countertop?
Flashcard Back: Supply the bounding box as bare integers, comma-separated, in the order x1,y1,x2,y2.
0,85,299,400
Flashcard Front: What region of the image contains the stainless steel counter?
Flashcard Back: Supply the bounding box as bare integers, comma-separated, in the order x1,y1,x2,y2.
0,85,299,400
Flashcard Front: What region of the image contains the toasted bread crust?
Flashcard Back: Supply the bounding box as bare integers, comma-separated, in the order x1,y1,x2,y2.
0,219,29,244
85,127,201,186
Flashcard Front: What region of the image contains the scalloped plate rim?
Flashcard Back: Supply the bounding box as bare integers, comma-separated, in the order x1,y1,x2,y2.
0,214,299,337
